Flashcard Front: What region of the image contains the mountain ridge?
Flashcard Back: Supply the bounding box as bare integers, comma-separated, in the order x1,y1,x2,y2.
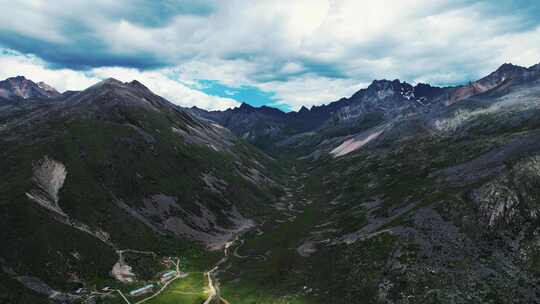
190,62,540,153
194,62,539,115
3,61,540,303
3,61,536,114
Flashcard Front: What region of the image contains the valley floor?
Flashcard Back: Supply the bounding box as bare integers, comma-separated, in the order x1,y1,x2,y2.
100,168,328,304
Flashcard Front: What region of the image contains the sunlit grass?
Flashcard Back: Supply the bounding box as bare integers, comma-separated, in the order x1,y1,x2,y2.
146,272,208,304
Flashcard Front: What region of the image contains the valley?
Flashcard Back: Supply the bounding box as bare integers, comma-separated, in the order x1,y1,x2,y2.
2,62,540,303
99,169,317,304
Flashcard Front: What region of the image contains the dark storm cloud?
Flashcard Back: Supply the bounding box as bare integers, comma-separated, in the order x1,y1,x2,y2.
0,0,539,109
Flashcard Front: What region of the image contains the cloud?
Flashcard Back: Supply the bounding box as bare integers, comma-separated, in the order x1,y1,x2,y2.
0,50,239,110
0,49,101,90
91,66,240,110
1,0,540,110
257,75,365,111
280,62,305,75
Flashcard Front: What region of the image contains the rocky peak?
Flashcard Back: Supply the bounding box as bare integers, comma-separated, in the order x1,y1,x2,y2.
65,77,174,114
238,102,256,112
128,80,150,91
0,76,61,100
92,77,124,88
413,83,444,99
298,106,309,114
223,103,287,119
360,79,416,101
481,63,528,84
446,63,535,105
496,62,523,72
367,79,401,90
87,78,158,97
368,79,413,92
10,75,26,82
37,81,60,94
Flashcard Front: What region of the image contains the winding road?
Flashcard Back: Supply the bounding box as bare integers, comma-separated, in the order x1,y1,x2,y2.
108,176,303,304
203,235,239,304
202,179,305,304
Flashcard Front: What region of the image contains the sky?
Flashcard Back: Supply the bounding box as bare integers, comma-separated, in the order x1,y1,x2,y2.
0,0,539,111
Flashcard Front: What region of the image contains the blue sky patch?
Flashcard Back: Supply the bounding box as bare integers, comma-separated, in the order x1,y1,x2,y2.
198,80,290,111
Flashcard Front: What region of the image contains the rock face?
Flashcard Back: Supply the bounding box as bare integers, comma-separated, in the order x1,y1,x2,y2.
328,79,439,126
470,156,540,229
0,76,60,100
445,63,540,105
25,156,67,216
111,251,136,283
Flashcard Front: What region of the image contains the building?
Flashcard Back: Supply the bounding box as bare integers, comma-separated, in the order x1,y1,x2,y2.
160,270,177,283
129,284,154,297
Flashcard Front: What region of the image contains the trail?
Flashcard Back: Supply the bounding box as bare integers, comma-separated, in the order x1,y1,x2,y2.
203,236,238,304
202,174,305,304
232,238,267,261
115,289,131,304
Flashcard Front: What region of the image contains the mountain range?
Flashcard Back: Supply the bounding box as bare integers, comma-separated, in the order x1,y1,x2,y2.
191,63,540,154
2,62,540,304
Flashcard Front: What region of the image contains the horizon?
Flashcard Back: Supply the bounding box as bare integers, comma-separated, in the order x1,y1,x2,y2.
3,59,534,113
1,1,539,111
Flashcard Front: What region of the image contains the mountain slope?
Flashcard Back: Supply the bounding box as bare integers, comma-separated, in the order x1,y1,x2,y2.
215,63,540,304
192,63,540,159
3,62,540,304
191,102,289,150
0,78,284,303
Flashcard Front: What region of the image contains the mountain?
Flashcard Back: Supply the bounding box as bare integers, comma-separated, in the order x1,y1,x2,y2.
190,79,445,153
0,77,283,303
3,62,540,304
191,102,289,150
192,63,540,157
215,63,540,303
444,63,540,105
0,76,61,101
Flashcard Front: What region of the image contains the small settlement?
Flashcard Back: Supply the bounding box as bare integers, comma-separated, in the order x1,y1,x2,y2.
129,284,154,297
160,270,177,283
127,270,178,297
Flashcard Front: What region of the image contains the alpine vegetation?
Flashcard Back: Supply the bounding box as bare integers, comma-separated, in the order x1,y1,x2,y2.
3,2,540,303
2,61,540,303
